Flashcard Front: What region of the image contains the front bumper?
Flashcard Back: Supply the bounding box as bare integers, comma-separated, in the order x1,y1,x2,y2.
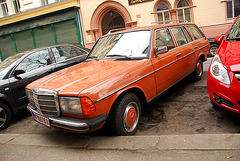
207,70,240,114
27,103,107,132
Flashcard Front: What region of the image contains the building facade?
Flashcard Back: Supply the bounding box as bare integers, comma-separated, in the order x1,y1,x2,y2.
0,0,239,58
0,0,84,60
80,0,239,48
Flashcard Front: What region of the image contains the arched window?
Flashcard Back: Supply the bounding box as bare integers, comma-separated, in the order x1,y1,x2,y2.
157,2,171,24
177,0,191,22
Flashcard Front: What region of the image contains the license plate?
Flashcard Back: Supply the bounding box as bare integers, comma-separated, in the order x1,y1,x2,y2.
31,112,50,127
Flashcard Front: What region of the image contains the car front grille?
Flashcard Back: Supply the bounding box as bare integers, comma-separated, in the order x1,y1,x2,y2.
32,88,59,116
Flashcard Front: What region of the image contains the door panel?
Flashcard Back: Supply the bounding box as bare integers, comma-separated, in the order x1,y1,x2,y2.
8,49,54,109
170,26,195,77
152,28,183,94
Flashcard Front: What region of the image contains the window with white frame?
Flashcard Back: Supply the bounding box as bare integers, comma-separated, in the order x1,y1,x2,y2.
157,2,171,24
177,0,191,22
0,0,8,17
227,0,240,19
41,0,48,6
13,0,20,13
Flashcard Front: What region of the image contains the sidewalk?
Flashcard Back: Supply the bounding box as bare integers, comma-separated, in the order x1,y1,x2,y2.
1,133,240,160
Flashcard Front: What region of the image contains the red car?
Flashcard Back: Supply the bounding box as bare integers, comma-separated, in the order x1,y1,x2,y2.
208,15,240,115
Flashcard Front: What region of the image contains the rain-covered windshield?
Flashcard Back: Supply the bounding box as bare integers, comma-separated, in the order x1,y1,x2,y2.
88,30,151,59
0,53,26,79
226,16,240,41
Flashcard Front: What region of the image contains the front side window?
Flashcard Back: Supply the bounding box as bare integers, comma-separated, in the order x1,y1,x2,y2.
177,0,191,22
170,27,188,46
89,30,151,59
0,0,8,17
52,46,86,63
15,49,50,73
186,25,204,40
227,0,240,19
155,28,175,50
157,3,171,24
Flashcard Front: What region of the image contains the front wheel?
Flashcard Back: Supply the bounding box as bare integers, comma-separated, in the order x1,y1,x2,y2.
209,44,219,57
108,93,141,136
0,103,12,131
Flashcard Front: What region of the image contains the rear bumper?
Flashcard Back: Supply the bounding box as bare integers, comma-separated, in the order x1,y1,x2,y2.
27,103,107,132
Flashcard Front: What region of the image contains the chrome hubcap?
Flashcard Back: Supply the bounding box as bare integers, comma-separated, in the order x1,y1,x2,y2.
210,47,218,56
197,60,203,77
123,101,139,133
0,107,7,128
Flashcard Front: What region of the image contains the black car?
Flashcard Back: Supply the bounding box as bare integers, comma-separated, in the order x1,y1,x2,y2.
208,37,220,57
0,44,89,131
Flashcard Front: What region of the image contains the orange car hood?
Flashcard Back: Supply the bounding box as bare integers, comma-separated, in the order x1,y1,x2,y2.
28,59,148,96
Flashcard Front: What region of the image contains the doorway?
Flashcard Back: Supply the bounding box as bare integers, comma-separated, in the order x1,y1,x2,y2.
101,11,125,35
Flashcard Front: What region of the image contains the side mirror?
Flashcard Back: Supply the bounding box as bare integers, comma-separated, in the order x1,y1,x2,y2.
13,70,25,79
155,46,168,56
214,35,224,44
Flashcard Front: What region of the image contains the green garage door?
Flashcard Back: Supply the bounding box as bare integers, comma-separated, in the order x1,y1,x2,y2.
33,25,55,48
54,19,79,45
0,35,16,60
14,30,34,53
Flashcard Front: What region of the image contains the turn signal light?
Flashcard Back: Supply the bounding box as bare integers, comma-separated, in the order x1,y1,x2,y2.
80,97,96,116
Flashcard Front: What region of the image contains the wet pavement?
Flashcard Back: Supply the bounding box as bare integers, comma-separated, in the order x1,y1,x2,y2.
1,57,240,136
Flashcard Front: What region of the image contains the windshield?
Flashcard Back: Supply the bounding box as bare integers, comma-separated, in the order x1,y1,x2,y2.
89,30,151,59
0,53,26,79
226,16,240,41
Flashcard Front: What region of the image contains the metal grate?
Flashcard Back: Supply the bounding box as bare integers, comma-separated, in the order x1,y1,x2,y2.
32,88,59,116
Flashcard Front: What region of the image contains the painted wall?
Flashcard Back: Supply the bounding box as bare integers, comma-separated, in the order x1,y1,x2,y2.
79,0,236,48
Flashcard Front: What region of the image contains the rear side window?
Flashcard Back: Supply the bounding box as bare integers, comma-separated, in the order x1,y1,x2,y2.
155,28,175,50
186,25,204,40
51,46,84,63
170,27,188,46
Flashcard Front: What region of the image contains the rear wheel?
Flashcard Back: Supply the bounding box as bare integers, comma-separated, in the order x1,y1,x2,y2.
189,58,203,82
0,103,12,131
108,93,141,136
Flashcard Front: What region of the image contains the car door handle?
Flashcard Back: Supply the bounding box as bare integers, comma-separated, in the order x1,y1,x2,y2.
176,53,182,57
194,46,198,49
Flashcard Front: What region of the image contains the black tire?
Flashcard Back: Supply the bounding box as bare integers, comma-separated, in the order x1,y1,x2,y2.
209,44,219,57
189,58,203,82
108,93,141,136
0,103,12,131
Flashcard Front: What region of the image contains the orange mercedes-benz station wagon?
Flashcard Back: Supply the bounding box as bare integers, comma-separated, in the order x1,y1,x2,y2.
26,23,209,135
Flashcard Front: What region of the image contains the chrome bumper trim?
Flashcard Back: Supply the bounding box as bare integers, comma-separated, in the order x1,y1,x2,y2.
27,103,107,132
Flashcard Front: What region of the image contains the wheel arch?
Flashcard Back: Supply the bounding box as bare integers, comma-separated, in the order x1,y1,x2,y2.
108,87,147,116
116,87,147,107
0,97,14,115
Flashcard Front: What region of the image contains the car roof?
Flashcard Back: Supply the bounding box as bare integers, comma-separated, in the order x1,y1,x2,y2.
17,44,90,55
108,22,196,35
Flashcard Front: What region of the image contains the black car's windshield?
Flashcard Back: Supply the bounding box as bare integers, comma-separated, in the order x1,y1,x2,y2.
89,30,151,59
226,16,240,41
0,53,26,79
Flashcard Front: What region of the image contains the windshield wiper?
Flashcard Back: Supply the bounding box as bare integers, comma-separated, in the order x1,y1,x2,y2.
87,56,99,59
105,54,130,58
226,37,240,41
